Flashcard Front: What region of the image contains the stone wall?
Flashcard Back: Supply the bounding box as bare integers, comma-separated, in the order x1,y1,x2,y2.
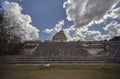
23,41,120,58
106,42,120,58
1,41,120,64
32,42,90,58
81,41,104,55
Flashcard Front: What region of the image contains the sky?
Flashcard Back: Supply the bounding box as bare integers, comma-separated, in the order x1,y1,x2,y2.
0,0,120,41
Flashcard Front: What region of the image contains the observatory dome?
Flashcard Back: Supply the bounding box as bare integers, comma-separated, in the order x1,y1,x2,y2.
52,30,67,42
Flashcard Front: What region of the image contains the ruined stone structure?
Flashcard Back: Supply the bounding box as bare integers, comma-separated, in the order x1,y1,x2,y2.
20,41,39,55
20,31,120,58
52,30,67,42
32,42,90,59
0,32,120,64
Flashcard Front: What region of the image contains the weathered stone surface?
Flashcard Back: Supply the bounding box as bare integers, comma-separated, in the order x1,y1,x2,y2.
32,42,90,58
0,41,120,64
52,30,67,42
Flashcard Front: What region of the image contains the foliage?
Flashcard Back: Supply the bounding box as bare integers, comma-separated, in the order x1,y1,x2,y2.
0,11,23,55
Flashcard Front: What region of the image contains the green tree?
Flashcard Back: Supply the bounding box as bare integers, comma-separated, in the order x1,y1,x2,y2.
0,11,23,55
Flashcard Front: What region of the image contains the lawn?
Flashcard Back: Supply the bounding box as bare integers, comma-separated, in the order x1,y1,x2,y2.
0,64,120,79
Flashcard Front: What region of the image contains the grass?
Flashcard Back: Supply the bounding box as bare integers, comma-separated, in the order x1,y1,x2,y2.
0,64,120,79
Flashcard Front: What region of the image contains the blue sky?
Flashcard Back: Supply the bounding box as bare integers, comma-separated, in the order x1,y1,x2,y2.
19,0,70,40
0,0,120,41
0,0,73,41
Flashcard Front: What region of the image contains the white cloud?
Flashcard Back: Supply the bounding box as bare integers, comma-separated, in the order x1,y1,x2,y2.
83,30,103,41
63,0,119,27
64,20,120,41
64,26,104,41
44,20,64,39
3,1,39,41
104,7,120,19
62,0,120,41
104,21,120,37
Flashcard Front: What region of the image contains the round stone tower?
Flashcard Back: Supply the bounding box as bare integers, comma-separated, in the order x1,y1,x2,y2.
52,30,67,42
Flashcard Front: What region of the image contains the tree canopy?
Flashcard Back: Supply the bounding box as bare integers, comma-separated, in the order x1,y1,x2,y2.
0,11,23,55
